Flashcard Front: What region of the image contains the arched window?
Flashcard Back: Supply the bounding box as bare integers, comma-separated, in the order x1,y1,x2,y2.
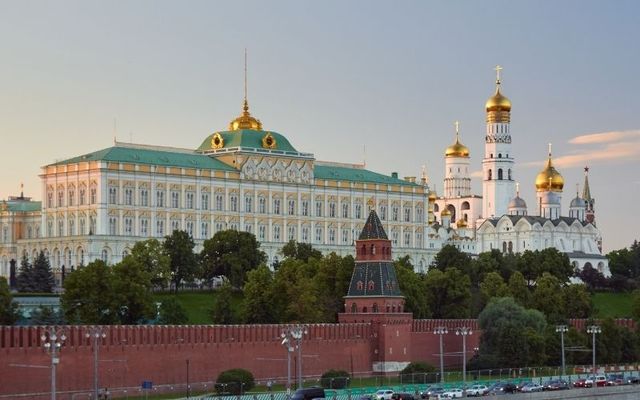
372,303,379,313
502,242,507,253
461,201,470,210
361,244,366,255
371,244,376,255
392,304,396,313
362,306,368,313
351,303,357,313
498,169,503,180
508,169,512,180
498,153,502,158
508,241,513,253
488,169,492,180
434,204,439,213
386,304,391,312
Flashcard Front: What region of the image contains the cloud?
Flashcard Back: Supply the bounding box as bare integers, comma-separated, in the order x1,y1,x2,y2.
470,170,484,178
523,129,640,169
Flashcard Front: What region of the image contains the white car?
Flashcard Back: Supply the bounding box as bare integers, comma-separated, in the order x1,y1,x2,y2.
466,385,489,397
520,383,543,393
441,388,463,398
375,390,394,400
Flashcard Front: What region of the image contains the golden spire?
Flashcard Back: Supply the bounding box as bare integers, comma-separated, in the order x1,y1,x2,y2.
535,143,564,192
486,65,511,123
229,49,263,131
445,120,470,157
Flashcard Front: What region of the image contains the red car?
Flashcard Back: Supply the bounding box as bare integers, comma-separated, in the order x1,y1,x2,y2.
573,378,589,388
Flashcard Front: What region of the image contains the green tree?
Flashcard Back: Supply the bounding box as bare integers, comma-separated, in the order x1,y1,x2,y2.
211,282,235,324
433,245,472,275
0,277,20,325
395,256,429,318
157,297,189,324
271,258,322,323
200,230,266,288
112,257,154,324
129,239,171,290
479,272,509,309
399,362,436,383
164,230,198,292
241,264,276,323
16,255,35,292
531,273,564,322
314,254,355,321
32,251,55,293
424,268,471,318
562,284,592,318
632,289,640,321
599,318,623,363
281,240,323,262
478,297,547,368
320,369,351,389
61,260,119,324
508,271,530,305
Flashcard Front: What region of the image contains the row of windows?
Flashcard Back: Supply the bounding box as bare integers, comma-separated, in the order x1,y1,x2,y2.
486,168,512,181
47,187,97,208
46,217,97,237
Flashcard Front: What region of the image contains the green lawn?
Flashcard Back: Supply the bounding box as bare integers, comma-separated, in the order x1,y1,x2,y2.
592,291,633,318
153,290,245,324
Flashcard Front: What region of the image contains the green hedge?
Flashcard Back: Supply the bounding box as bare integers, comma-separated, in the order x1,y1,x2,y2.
320,369,350,389
215,368,255,395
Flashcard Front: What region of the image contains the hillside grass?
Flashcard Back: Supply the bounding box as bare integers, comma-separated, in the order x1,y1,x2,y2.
592,291,634,318
153,290,245,324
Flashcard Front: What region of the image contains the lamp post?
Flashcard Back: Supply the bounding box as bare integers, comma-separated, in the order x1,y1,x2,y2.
41,327,67,400
280,332,294,397
85,326,107,400
455,327,472,396
433,326,448,383
555,325,568,378
587,325,601,389
281,326,308,391
186,359,190,399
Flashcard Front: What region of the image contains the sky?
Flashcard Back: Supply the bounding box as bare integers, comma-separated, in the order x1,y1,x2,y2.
0,0,638,252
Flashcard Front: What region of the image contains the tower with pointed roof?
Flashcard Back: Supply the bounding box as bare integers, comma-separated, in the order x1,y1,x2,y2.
583,166,596,224
482,66,516,219
339,209,412,373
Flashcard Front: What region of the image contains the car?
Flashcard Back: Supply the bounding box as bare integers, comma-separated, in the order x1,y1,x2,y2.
487,382,517,395
391,393,415,400
466,384,489,396
422,387,445,399
585,375,608,387
626,375,640,384
292,387,326,400
375,390,395,400
441,388,463,398
520,383,543,393
515,381,532,392
358,396,375,400
542,380,570,391
607,374,625,386
573,378,589,388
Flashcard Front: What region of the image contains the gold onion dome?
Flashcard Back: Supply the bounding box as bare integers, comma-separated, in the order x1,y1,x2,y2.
445,134,470,158
428,191,437,202
485,87,512,112
456,218,468,228
229,99,263,131
535,152,564,192
441,208,452,216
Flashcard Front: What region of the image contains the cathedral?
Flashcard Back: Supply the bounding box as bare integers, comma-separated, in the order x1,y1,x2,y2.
431,67,608,276
0,67,608,282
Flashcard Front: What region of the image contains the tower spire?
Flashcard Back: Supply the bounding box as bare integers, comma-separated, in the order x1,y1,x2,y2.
582,166,592,201
244,48,248,103
494,64,503,85
228,49,263,131
516,181,520,197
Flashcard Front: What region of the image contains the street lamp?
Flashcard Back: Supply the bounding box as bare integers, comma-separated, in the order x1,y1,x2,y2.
41,327,67,400
555,325,568,378
587,325,601,388
281,332,295,396
433,326,448,383
85,326,107,400
455,327,472,396
282,326,308,391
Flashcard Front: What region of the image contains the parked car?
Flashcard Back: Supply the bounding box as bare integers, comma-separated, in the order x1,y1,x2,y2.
487,382,517,395
520,383,543,393
585,375,607,387
441,388,463,398
292,387,326,400
542,380,570,391
422,387,445,399
626,375,640,384
391,393,415,400
375,390,395,400
515,381,532,392
607,374,625,386
573,378,588,388
466,384,489,397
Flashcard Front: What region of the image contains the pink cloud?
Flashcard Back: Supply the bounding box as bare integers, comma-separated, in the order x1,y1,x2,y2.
569,130,640,145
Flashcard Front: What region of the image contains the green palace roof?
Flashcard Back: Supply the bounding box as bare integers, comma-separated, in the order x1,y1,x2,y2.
314,164,419,186
197,129,299,153
3,200,41,212
50,145,235,171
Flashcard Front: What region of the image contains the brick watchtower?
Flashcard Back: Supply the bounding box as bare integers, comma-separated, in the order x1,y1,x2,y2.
339,209,413,373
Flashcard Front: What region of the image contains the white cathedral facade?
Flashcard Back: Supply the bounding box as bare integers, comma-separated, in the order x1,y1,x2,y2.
0,68,608,282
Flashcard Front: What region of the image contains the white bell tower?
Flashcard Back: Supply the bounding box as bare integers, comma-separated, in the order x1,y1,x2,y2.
482,65,516,219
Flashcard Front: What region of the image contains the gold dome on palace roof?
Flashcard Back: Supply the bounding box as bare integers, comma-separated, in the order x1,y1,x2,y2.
456,218,468,228
428,190,437,201
441,208,452,216
535,150,564,192
229,99,263,131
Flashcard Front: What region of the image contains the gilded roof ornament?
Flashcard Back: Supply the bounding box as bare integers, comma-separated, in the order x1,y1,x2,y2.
261,132,277,149
211,132,224,149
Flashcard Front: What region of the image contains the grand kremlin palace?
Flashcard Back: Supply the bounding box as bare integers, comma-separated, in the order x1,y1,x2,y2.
0,70,608,282
0,98,433,281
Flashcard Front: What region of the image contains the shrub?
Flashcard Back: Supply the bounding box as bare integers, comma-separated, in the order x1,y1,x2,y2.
399,362,437,383
215,368,255,394
320,369,350,389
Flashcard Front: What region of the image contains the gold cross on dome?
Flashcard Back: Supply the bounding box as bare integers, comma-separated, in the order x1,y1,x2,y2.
548,142,552,157
494,65,503,84
454,120,460,135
